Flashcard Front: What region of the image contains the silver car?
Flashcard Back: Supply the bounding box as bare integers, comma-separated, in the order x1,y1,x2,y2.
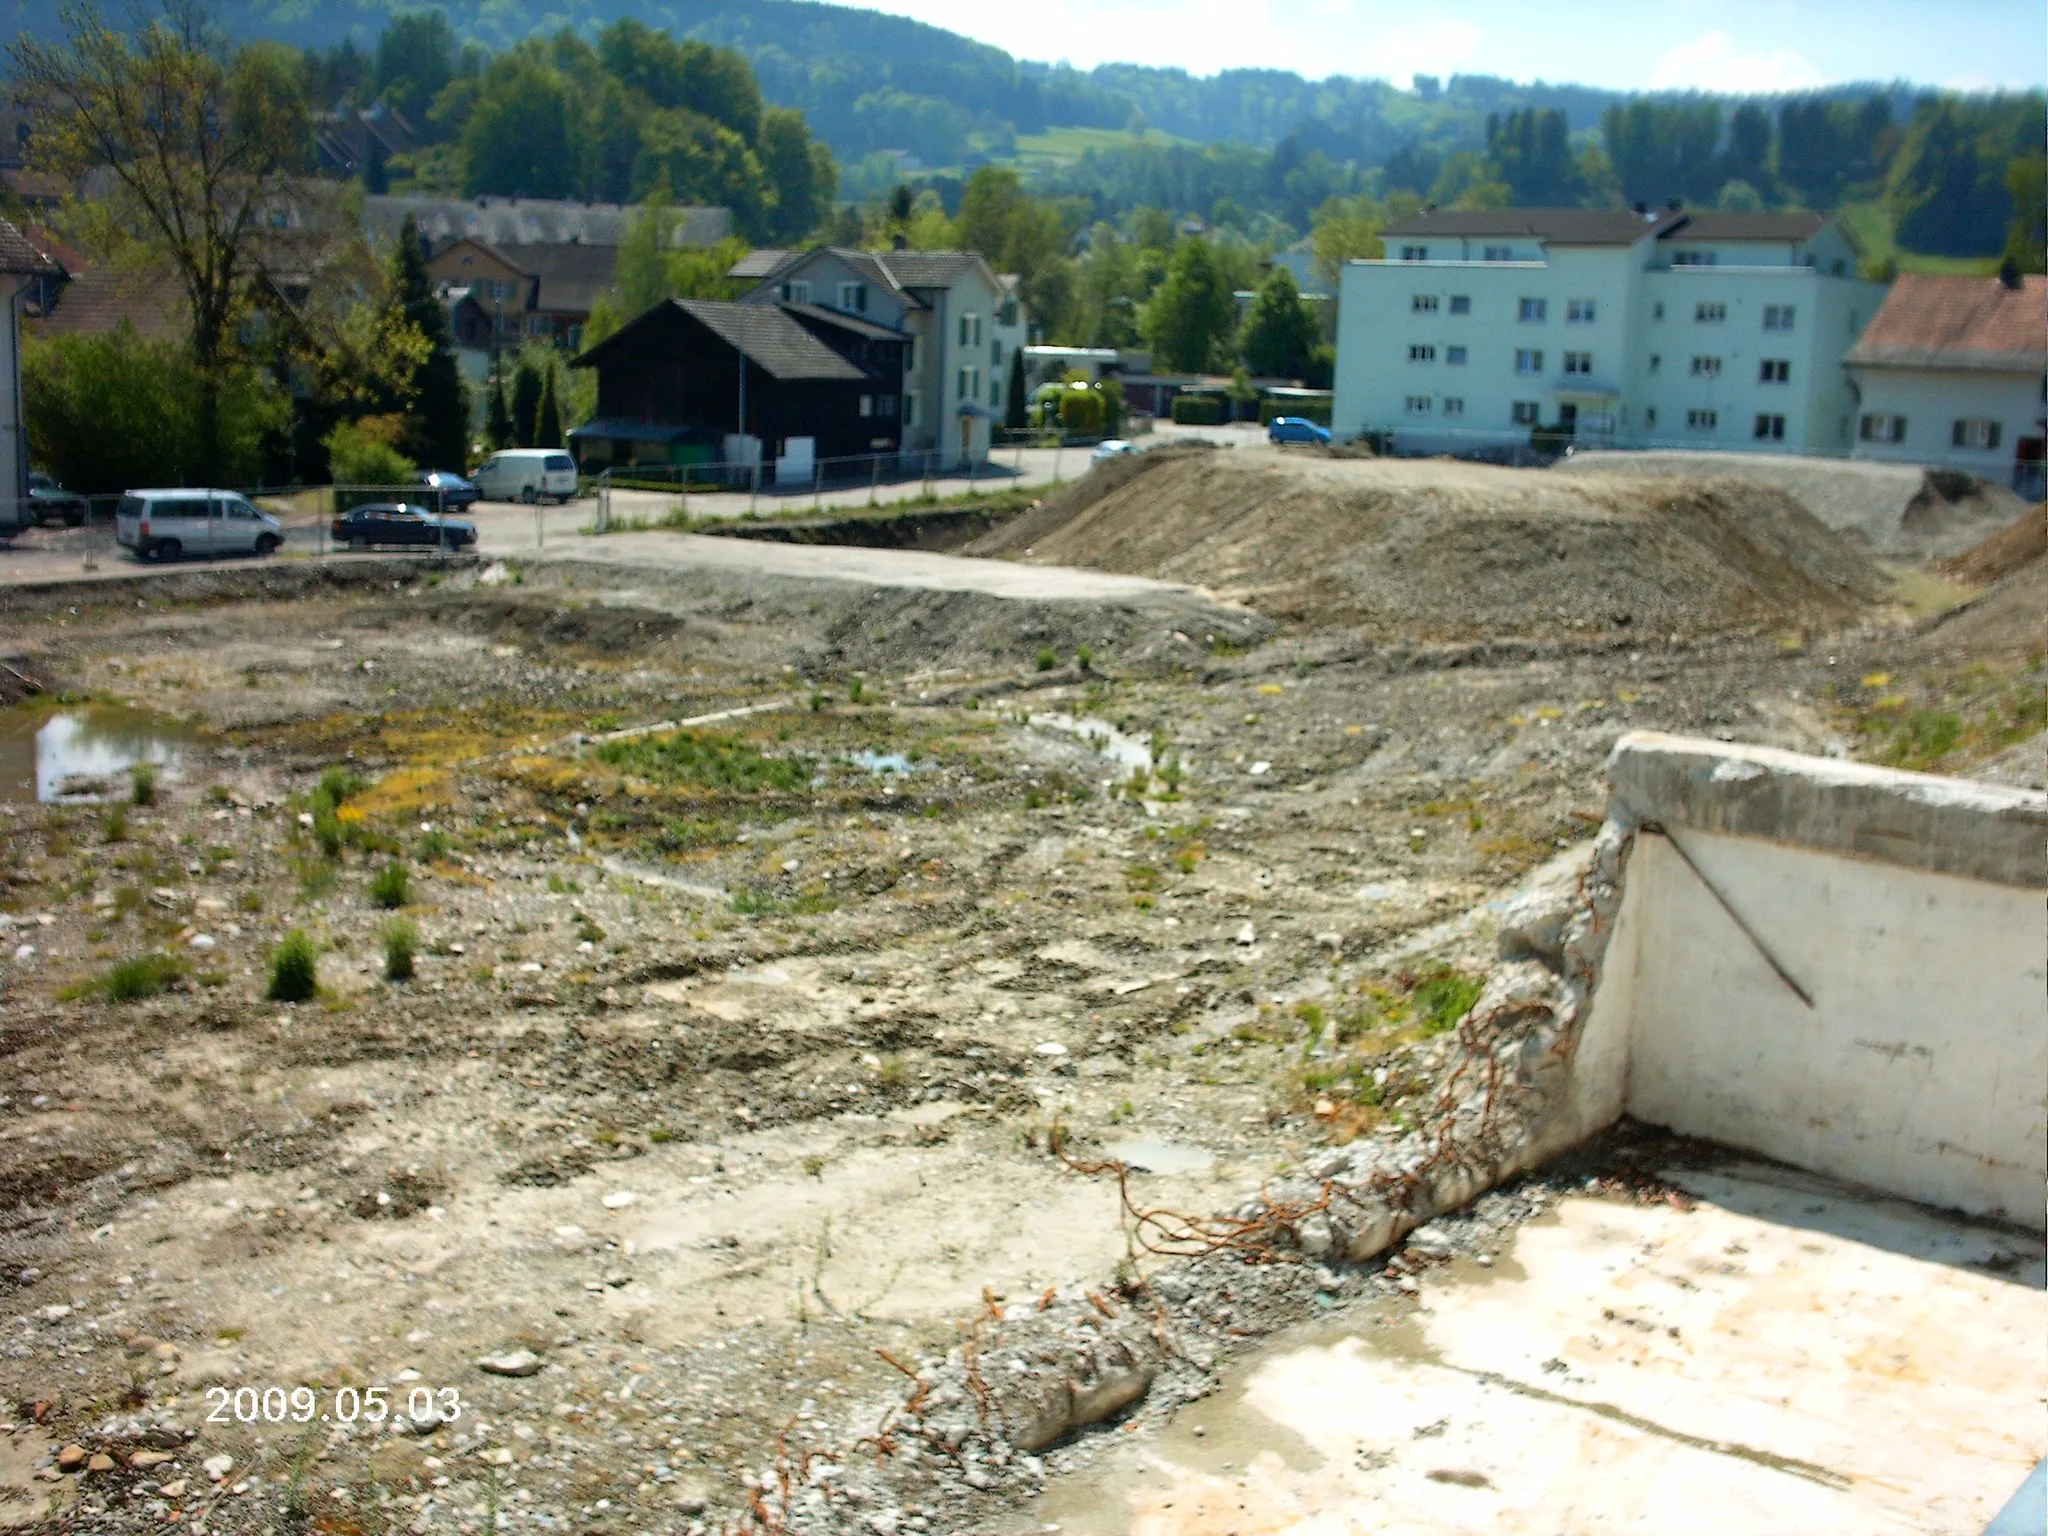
115,490,284,561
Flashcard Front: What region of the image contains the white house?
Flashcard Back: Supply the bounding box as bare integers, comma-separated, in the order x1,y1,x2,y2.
1844,269,2046,495
735,246,1027,468
0,217,58,521
1333,208,1887,458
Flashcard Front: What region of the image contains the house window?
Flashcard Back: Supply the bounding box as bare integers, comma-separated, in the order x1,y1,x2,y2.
1687,408,1718,431
1566,299,1596,323
903,391,919,428
837,281,868,313
1694,301,1727,323
1511,401,1539,425
1563,351,1592,376
997,300,1018,326
1644,407,1658,429
1952,418,2002,449
1411,294,1439,312
1690,355,1722,377
1515,348,1544,374
1518,297,1546,322
490,279,515,302
1400,245,1427,261
958,313,982,346
1649,354,1662,373
1408,344,1436,362
1672,250,1717,267
527,315,548,336
1404,394,1433,414
859,395,874,418
1763,304,1795,331
1448,295,1471,314
1652,301,1665,320
1759,358,1790,383
783,279,811,304
1445,345,1467,365
1442,397,1465,416
1484,245,1514,262
991,338,1003,366
1858,413,1906,444
990,377,1002,408
1754,413,1785,441
956,366,981,399
904,340,916,372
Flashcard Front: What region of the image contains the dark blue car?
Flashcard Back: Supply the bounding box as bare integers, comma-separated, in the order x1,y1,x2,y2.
416,470,481,510
1267,416,1332,445
332,502,476,550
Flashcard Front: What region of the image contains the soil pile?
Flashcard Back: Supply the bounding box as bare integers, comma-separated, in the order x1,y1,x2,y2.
1919,550,2047,657
1552,449,2027,558
969,448,1885,643
1935,504,2047,587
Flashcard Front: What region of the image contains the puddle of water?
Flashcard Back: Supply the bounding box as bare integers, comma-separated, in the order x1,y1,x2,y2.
1103,1135,1216,1175
0,705,201,803
1029,712,1155,772
850,749,914,774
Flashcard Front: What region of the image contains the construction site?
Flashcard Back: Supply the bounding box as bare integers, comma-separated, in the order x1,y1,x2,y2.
0,443,2041,1536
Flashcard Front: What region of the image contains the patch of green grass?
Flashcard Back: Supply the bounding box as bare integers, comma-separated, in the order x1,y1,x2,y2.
267,929,319,1003
728,886,784,916
129,761,158,806
1035,647,1058,672
415,827,450,861
596,730,810,794
296,856,337,898
101,804,128,842
93,952,185,1002
380,918,417,982
368,860,410,909
1411,970,1484,1036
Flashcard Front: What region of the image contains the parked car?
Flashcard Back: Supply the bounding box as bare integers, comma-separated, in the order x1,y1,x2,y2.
416,469,479,510
1092,439,1138,460
1267,417,1332,445
28,472,88,526
331,502,476,550
114,490,283,561
473,449,578,504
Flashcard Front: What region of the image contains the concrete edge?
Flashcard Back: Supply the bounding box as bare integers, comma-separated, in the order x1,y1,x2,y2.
1605,730,2047,889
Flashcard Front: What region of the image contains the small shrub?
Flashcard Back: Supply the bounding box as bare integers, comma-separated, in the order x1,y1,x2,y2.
380,918,417,982
1035,647,1057,671
102,804,129,842
296,856,337,897
102,952,183,1001
415,827,450,861
368,861,409,909
729,886,782,916
129,761,158,806
847,677,865,703
1075,644,1093,672
236,889,263,913
267,929,319,1002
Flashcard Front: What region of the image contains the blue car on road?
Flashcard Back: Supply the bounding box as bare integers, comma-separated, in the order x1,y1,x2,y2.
1267,416,1332,445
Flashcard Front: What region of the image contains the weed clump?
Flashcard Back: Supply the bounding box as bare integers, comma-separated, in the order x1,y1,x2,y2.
101,804,128,842
415,827,450,861
381,919,417,982
129,761,158,806
1035,647,1057,672
98,952,184,1002
596,730,809,794
267,929,319,1002
368,861,410,909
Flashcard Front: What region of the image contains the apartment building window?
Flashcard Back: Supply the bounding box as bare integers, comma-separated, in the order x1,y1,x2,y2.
956,366,981,399
837,281,868,312
903,391,919,428
1563,351,1592,376
1408,344,1436,362
858,395,874,418
958,313,983,346
782,279,811,304
1400,245,1427,261
1694,301,1727,322
1644,408,1658,430
1672,250,1717,267
1763,304,1796,331
1566,298,1596,323
1511,401,1539,425
991,338,1003,367
1687,408,1718,431
1690,355,1722,377
1411,294,1439,312
1753,413,1785,441
1952,418,2003,449
1484,245,1514,262
903,339,916,372
1442,397,1465,417
1448,294,1471,314
1652,301,1665,320
1518,297,1547,322
1759,358,1791,384
1404,395,1433,414
991,377,1002,409
1514,348,1544,374
1858,413,1906,444
1445,345,1467,365
1649,354,1662,373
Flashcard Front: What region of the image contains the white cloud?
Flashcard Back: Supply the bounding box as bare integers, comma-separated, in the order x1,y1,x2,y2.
1648,30,1826,92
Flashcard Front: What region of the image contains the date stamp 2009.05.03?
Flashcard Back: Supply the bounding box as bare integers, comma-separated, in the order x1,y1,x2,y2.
202,1384,463,1427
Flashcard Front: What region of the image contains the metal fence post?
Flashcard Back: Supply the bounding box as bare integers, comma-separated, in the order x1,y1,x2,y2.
749,460,760,516
535,497,543,551
1053,442,1063,484
814,457,822,514
869,454,879,507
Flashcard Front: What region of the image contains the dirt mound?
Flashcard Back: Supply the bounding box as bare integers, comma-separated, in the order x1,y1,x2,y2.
1919,550,2048,657
1553,450,2026,559
1934,504,2047,587
965,448,1885,643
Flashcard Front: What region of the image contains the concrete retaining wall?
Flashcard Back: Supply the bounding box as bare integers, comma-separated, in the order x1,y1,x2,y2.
1587,732,2047,1228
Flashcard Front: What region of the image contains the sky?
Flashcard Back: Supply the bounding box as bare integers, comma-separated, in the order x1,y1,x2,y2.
854,0,2047,92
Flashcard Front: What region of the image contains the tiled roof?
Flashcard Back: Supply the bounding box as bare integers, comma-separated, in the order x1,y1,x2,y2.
778,300,908,341
1381,208,1682,246
365,195,730,250
31,262,184,338
728,247,793,280
0,215,59,276
1663,211,1835,243
1845,272,2047,373
676,300,867,381
876,250,987,287
502,242,618,316
23,225,86,276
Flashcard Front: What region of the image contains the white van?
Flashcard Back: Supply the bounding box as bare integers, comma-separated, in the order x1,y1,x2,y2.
473,450,579,504
115,490,284,561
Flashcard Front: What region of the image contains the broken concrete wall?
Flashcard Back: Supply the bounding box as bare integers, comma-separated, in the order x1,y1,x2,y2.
1588,731,2048,1229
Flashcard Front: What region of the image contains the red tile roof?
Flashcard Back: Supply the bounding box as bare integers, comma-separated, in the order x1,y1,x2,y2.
30,263,187,341
1846,272,2046,373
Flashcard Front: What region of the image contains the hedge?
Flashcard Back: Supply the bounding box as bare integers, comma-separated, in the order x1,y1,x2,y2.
1170,395,1224,425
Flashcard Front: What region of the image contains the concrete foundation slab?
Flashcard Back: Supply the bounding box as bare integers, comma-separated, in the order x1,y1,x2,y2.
1022,1160,2046,1536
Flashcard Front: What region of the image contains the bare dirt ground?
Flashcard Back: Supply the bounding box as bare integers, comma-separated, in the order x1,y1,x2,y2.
0,453,2039,1536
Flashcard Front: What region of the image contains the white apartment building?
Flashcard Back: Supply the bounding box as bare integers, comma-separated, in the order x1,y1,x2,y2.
1845,270,2045,495
1333,208,1887,457
738,246,1027,467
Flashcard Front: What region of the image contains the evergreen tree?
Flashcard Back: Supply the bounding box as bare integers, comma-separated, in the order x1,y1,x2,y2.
536,369,563,447
485,374,513,450
1238,266,1319,380
390,215,469,468
1005,347,1027,430
510,360,543,448
1141,239,1236,374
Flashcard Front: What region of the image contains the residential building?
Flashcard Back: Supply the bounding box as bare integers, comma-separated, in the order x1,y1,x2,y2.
1333,208,1886,457
732,246,1027,467
362,196,730,252
567,298,906,475
314,103,421,186
0,218,60,513
1844,269,2046,496
430,238,618,357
